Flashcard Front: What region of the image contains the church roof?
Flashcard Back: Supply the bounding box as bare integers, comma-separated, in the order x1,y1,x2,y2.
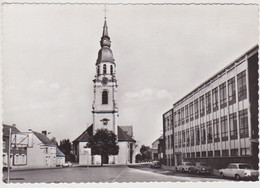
73,124,93,143
96,47,114,64
118,126,136,142
74,125,135,143
119,126,133,137
33,131,56,147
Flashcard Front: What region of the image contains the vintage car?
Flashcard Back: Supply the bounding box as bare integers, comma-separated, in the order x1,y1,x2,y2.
176,162,194,172
189,162,213,174
3,162,8,171
62,161,73,167
219,163,259,180
150,161,161,168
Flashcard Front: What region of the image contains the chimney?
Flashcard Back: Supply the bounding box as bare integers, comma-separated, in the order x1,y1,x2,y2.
28,129,32,131
42,130,47,135
12,124,16,127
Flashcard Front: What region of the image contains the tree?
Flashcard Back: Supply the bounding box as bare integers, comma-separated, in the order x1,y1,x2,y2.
140,145,152,162
58,139,74,161
88,129,119,166
135,154,142,163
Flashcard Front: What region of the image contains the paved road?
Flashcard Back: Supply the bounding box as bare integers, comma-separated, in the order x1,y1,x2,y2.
3,165,231,183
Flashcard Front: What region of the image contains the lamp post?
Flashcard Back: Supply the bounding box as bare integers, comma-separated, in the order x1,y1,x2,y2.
7,127,11,183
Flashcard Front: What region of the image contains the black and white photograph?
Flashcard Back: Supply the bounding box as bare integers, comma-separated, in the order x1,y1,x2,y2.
1,0,259,184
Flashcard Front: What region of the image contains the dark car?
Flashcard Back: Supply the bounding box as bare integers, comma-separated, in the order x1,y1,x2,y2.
2,162,11,171
150,161,161,168
190,162,213,174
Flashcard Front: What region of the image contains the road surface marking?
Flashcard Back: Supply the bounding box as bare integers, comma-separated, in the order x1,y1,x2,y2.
111,167,127,182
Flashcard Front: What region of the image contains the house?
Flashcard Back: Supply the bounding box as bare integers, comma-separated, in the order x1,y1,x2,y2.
25,130,57,168
151,136,163,161
3,124,65,169
2,124,26,168
56,147,65,166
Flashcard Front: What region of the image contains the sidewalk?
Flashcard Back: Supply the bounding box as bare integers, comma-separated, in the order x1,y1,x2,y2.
161,165,220,177
162,165,177,171
8,166,64,172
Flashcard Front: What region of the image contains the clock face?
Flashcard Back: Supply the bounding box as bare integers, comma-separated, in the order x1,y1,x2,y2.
101,77,108,85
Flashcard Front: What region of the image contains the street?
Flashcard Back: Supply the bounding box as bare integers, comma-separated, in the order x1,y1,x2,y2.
3,165,232,183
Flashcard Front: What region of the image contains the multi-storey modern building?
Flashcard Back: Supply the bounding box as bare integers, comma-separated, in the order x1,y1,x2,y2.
163,45,258,169
163,109,174,166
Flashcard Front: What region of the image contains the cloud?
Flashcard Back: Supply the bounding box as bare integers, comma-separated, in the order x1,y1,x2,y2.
156,89,172,99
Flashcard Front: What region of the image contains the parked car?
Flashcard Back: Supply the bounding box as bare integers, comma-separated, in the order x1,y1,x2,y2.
176,162,194,172
150,161,161,168
219,163,259,180
190,162,213,174
3,162,8,171
62,161,73,167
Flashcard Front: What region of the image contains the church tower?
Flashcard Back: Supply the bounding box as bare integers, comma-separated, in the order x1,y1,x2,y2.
92,18,118,135
73,16,136,165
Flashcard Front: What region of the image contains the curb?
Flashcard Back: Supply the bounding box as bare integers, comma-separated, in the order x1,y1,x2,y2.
7,166,66,172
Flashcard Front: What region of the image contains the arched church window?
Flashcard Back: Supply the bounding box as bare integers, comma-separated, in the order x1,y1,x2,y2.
110,65,113,75
103,64,107,74
102,90,108,104
97,66,100,76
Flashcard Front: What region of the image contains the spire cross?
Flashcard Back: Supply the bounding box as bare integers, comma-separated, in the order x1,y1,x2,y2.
103,4,109,18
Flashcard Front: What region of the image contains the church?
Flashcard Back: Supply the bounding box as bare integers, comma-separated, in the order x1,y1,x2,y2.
72,18,137,165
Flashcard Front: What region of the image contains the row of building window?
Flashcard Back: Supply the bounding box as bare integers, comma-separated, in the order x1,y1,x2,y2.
14,154,27,165
97,64,114,75
166,134,174,149
173,70,247,127
174,109,248,148
165,115,173,131
45,147,56,154
182,147,250,158
166,154,174,166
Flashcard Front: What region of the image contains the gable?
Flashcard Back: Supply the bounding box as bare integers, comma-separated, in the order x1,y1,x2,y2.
33,131,56,147
3,124,20,137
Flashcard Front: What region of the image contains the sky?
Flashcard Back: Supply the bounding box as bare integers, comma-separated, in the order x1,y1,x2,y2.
2,3,258,146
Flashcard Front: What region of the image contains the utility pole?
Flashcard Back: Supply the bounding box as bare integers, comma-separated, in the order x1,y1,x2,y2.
7,127,11,183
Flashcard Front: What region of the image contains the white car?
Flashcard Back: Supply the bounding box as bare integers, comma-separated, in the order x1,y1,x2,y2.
219,163,259,180
176,162,194,172
62,161,73,167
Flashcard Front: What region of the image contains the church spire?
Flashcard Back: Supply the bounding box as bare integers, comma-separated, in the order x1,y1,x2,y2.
102,18,109,38
100,18,111,48
96,18,114,65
